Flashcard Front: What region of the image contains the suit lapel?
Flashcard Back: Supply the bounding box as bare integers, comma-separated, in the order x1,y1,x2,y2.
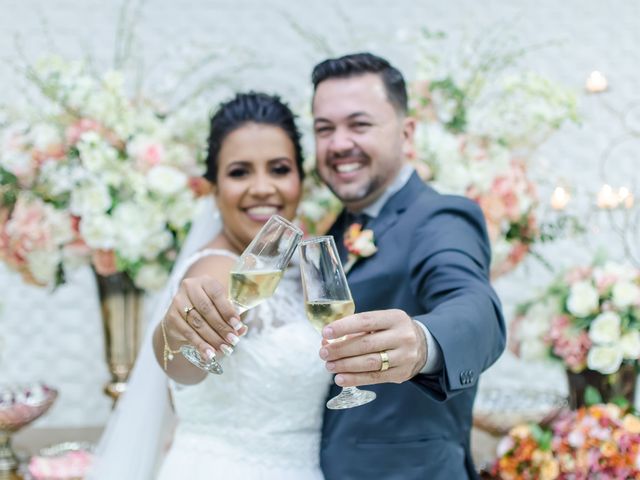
368,172,430,242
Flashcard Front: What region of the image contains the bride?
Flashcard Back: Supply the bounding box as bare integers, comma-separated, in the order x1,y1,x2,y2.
89,92,331,479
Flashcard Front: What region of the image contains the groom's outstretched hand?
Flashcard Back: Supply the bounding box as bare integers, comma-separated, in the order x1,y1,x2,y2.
319,309,428,387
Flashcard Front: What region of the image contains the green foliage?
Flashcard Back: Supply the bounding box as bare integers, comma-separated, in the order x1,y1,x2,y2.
584,386,603,406
0,167,19,208
529,423,553,451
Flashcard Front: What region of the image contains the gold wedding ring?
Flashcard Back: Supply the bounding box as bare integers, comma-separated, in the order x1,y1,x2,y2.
379,350,390,372
183,305,195,317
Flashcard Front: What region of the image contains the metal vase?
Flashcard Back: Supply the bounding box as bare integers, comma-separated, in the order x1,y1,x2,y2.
95,272,144,403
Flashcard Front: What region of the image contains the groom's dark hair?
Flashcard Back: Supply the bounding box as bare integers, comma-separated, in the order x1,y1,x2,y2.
311,52,408,115
204,92,305,183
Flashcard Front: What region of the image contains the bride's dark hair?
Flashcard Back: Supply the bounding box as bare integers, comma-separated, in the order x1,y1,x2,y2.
203,92,305,182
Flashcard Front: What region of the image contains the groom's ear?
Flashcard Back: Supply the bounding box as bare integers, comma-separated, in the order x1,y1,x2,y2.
401,116,416,160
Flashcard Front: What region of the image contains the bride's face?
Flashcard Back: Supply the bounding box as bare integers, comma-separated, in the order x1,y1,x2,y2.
213,122,302,250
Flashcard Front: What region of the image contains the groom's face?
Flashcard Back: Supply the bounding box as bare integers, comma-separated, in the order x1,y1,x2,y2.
312,73,414,211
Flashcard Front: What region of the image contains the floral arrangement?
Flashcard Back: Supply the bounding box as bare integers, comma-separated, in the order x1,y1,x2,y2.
0,56,209,291
410,30,578,276
28,449,94,480
489,404,640,479
511,260,640,375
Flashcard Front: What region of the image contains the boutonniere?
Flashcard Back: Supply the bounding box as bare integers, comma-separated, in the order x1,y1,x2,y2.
343,223,377,272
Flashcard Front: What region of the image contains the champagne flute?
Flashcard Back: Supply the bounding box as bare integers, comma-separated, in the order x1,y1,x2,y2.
181,215,303,374
299,236,376,409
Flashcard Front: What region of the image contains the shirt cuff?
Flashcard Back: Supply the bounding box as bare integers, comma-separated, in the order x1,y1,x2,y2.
415,320,443,374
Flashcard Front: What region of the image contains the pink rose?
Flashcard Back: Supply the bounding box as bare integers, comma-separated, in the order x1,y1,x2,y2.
188,176,212,197
65,119,101,145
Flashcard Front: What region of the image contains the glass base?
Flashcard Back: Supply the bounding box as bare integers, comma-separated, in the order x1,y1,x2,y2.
326,386,376,410
180,345,223,375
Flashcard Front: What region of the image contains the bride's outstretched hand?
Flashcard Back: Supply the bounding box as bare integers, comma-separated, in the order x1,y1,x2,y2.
163,276,248,363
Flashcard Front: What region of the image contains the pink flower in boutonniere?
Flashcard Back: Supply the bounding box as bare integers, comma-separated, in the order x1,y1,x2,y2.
343,223,377,272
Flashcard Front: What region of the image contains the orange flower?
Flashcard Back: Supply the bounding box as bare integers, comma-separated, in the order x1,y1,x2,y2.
600,440,618,457
623,414,640,434
344,224,377,258
539,459,560,480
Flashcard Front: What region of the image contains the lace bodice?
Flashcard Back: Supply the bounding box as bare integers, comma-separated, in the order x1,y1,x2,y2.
167,249,332,470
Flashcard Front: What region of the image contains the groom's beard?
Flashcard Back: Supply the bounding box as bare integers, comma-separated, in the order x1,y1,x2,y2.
318,149,386,206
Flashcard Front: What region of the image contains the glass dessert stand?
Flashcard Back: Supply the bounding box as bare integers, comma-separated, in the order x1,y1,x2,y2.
0,384,57,479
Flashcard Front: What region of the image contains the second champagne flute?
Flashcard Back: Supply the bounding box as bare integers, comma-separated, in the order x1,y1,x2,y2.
181,215,302,374
299,236,376,409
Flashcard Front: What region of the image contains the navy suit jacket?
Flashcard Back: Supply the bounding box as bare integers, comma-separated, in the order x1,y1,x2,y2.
320,173,505,480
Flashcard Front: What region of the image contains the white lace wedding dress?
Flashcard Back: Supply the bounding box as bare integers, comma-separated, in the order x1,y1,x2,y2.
156,249,332,480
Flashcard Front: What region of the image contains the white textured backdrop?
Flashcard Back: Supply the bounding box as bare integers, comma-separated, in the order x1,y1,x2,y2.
0,0,639,427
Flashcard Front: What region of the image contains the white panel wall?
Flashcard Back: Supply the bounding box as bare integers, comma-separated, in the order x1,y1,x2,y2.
0,0,638,426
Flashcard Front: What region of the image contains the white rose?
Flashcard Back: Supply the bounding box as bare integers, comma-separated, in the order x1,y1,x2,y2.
352,230,377,257
113,201,164,233
520,302,556,338
40,162,86,196
112,201,167,261
134,263,169,291
566,281,599,317
166,192,196,229
587,345,623,374
496,436,515,458
490,239,511,268
434,163,470,195
103,70,125,93
0,150,32,179
602,262,638,282
77,132,118,173
70,180,112,216
612,281,640,309
147,165,187,196
42,206,75,246
567,430,585,448
143,230,173,260
26,249,61,285
30,124,61,151
620,331,640,359
80,215,117,249
519,339,549,361
588,311,621,345
66,76,95,109
300,200,328,222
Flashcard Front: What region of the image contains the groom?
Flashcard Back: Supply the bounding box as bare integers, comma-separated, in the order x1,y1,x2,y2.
310,53,505,479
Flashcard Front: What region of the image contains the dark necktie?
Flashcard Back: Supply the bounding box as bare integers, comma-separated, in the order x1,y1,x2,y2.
345,211,370,230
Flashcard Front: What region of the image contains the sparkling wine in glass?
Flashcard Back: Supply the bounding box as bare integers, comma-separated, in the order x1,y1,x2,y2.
300,235,376,409
181,215,302,374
